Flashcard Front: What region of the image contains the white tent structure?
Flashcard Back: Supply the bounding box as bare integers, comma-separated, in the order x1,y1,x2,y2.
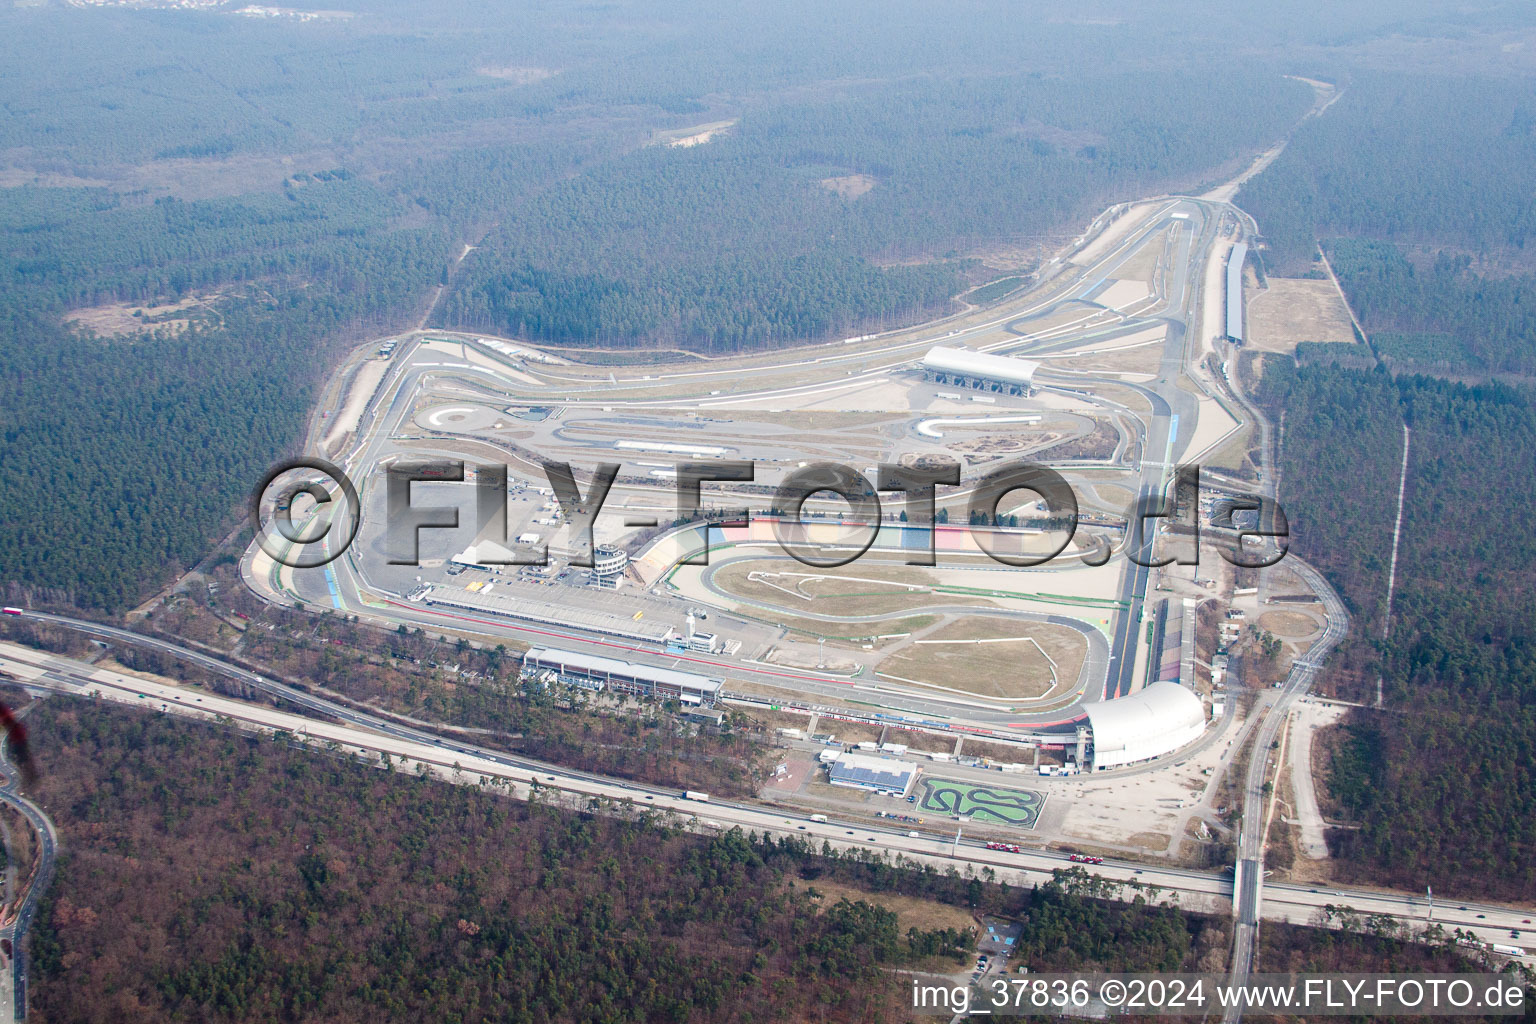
1082,682,1206,769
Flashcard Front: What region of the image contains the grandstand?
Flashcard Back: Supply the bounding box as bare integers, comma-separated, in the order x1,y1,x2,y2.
521,646,722,705
1225,243,1248,344
920,347,1039,395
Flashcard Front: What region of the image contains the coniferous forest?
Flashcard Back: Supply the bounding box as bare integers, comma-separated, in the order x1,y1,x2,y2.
23,701,1498,1024
0,1,1327,612
1240,65,1536,897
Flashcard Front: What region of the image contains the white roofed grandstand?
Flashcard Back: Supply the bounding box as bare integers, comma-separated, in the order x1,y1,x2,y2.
522,646,722,705
920,346,1039,395
1225,243,1248,344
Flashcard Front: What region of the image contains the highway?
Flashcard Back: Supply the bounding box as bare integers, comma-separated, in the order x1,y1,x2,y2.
2,617,1532,956
0,709,57,1024
1223,561,1355,1019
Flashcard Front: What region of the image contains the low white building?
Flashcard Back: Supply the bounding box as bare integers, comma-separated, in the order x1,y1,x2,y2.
826,752,917,797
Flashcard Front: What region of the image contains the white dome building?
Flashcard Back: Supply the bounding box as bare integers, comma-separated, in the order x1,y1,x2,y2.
1082,682,1207,769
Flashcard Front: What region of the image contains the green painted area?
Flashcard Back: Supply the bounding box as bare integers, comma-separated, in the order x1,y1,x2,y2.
917,777,1044,828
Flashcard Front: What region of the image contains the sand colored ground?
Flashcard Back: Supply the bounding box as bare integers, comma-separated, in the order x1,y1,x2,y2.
323,357,389,454
660,551,1121,659
820,174,877,199
1096,278,1153,311
66,293,212,337
762,647,862,673
1180,391,1242,464
670,545,1123,618
1246,278,1357,353
1053,342,1163,378
1260,565,1323,603
1055,704,1236,857
754,613,938,647
1284,699,1347,866
713,561,990,617
1256,610,1322,639
1086,482,1136,512
877,617,1086,701
1198,417,1256,475
661,120,737,148
1106,228,1167,282
476,65,555,84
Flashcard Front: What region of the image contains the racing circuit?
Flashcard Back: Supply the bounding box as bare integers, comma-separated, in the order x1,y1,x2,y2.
242,193,1301,765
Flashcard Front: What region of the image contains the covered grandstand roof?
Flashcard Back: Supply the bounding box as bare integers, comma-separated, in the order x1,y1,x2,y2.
922,346,1039,388
1225,243,1248,342
1082,682,1206,769
523,646,721,695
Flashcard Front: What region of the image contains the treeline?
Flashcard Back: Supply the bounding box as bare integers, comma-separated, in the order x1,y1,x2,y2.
1326,239,1536,377
2,177,425,309
1261,919,1508,976
22,701,1214,1023
0,1,1417,173
1240,73,1536,276
0,55,1315,609
123,573,763,796
1239,63,1536,897
1254,360,1403,629
25,702,918,1023
0,116,615,613
0,8,580,169
22,691,1512,1020
1257,361,1536,898
1324,709,1536,896
443,71,1313,350
0,220,447,610
769,846,1212,974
